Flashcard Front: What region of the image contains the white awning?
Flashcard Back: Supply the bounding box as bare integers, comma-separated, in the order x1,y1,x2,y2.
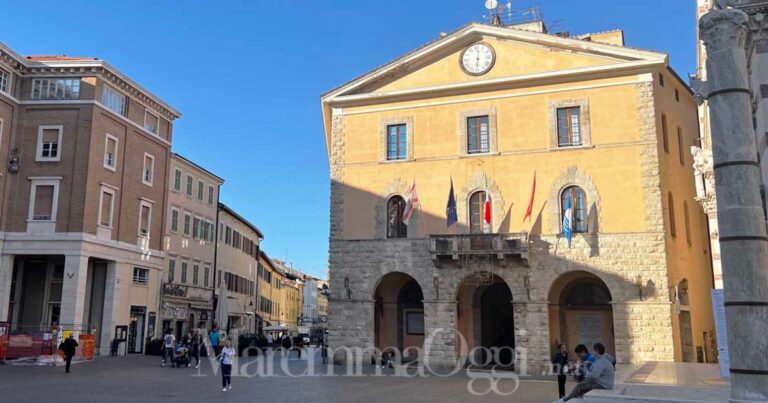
226,298,246,316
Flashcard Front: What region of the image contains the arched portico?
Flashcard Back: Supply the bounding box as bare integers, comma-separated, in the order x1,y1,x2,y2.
373,272,424,362
548,271,615,356
455,272,515,367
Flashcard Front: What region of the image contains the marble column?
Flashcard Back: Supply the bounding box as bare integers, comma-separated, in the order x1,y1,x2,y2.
700,8,768,401
0,254,13,321
60,254,90,332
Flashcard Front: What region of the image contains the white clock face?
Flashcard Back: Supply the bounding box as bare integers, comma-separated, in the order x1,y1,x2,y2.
461,43,495,76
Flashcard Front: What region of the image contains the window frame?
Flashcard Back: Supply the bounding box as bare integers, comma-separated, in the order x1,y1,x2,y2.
0,68,11,94
668,192,677,238
142,153,155,186
208,185,215,206
560,186,588,234
98,186,116,228
138,199,153,238
181,261,188,284
197,180,204,201
677,127,685,165
386,124,408,161
386,195,407,239
170,207,180,233
556,107,582,148
186,175,194,197
173,168,182,192
101,84,126,116
193,264,199,286
183,212,192,237
132,267,149,285
466,115,491,154
28,178,61,222
662,114,669,154
168,259,176,283
103,133,118,171
683,201,692,246
36,125,63,162
31,78,80,100
469,191,490,234
143,109,160,134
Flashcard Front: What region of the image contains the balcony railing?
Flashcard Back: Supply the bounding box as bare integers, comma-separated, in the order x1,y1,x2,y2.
428,233,529,267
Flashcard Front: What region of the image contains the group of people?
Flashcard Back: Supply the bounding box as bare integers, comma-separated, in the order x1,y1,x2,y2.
159,326,236,392
551,342,616,402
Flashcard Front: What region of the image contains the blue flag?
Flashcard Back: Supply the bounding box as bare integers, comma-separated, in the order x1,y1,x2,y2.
446,178,458,228
562,194,573,247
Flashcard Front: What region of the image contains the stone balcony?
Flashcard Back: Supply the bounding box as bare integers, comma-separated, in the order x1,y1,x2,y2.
428,233,529,267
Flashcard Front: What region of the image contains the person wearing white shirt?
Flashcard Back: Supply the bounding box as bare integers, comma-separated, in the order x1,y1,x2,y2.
219,340,236,392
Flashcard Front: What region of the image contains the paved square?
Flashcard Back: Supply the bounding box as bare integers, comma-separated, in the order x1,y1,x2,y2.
0,349,571,403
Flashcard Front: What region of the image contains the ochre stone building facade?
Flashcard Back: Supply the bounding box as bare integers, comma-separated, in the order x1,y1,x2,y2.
321,22,716,372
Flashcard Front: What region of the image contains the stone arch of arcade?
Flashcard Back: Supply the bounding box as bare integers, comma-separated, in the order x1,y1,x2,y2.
454,271,515,367
547,270,615,357
372,271,425,363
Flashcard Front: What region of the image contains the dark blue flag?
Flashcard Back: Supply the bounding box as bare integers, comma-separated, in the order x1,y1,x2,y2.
446,178,458,228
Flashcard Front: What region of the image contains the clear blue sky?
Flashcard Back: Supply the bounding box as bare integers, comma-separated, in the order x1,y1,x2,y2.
0,0,697,278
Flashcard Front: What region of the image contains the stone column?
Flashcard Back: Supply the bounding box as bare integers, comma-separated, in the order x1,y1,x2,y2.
60,254,90,331
0,254,13,321
700,8,768,401
99,261,120,355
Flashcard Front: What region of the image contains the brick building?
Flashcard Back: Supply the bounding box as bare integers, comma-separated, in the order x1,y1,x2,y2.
0,43,180,355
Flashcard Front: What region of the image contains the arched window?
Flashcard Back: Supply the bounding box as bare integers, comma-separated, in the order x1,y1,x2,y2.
387,196,407,239
561,186,587,233
668,193,676,238
469,191,490,234
683,201,691,246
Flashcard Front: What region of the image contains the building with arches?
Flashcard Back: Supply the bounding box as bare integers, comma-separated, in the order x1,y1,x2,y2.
321,21,716,372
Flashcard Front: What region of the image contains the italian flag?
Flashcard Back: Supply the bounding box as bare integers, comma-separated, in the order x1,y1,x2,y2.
484,177,492,225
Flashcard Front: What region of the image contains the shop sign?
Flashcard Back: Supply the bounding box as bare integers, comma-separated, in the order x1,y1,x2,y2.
163,283,187,297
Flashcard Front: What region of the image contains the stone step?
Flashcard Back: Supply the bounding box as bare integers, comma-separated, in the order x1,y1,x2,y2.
583,384,729,403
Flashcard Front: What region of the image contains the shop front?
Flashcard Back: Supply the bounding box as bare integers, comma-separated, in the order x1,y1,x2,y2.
160,283,213,339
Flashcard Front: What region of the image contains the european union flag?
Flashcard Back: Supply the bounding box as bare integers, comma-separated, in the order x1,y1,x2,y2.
446,178,458,228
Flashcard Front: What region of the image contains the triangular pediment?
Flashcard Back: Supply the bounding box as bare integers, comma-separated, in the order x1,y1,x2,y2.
323,23,666,100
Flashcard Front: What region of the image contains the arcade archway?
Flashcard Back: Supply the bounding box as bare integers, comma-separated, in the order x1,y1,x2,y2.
455,273,515,367
548,271,615,357
373,272,424,362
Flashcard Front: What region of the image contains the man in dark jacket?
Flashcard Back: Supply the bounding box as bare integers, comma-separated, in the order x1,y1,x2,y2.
551,344,570,399
59,334,79,373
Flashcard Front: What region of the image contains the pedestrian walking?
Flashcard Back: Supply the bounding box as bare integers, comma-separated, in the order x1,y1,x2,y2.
192,330,203,369
218,340,236,392
58,334,79,374
281,334,292,357
295,335,304,359
209,326,220,357
161,329,175,367
551,344,569,399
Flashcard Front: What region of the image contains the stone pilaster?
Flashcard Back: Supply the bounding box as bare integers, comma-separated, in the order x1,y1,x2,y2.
0,253,12,322
701,8,768,401
60,254,89,330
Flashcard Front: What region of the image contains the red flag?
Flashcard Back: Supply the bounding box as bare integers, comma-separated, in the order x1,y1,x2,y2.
484,189,492,225
523,171,536,222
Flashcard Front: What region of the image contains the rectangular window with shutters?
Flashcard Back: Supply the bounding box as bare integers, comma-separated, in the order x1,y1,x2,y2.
31,184,56,221
386,124,407,160
204,266,210,287
181,262,188,284
138,201,152,238
32,78,80,100
101,85,126,115
186,175,193,197
466,116,490,154
193,265,199,286
197,180,204,201
183,213,191,237
143,153,154,186
98,188,115,228
37,125,63,161
168,260,175,283
173,169,182,192
170,208,179,233
144,110,159,134
0,68,10,93
208,185,214,205
556,107,581,147
104,134,118,170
